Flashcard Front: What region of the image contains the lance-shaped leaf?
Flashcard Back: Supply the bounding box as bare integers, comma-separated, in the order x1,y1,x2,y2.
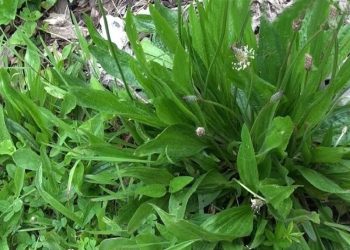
237,124,259,192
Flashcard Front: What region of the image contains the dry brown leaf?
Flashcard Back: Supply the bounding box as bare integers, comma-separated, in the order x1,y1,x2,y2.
43,13,88,40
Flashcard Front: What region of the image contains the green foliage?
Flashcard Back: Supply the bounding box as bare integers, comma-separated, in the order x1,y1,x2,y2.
237,125,259,192
0,0,19,25
1,0,350,249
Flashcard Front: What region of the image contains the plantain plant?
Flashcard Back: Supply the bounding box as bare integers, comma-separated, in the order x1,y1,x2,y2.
1,0,350,249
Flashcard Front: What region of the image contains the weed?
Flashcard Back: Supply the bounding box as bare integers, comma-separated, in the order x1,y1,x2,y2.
1,0,350,249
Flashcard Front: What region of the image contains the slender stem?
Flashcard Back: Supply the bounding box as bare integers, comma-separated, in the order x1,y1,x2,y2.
277,31,297,89
330,15,344,86
279,28,324,92
199,99,242,124
238,0,253,44
177,0,183,45
97,0,134,101
300,71,309,96
233,179,266,201
244,67,254,126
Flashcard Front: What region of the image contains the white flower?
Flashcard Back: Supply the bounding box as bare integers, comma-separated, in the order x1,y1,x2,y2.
195,127,206,137
232,45,255,71
251,198,265,213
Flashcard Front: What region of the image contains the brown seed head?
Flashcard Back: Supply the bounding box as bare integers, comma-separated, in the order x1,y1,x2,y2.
330,5,338,18
328,5,338,29
292,18,302,31
304,54,313,71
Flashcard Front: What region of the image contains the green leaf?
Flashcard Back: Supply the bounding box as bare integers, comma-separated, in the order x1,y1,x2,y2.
41,0,56,9
259,116,294,156
302,93,333,129
199,170,231,191
332,57,350,94
237,124,259,192
35,166,83,224
152,205,237,242
165,240,199,250
135,184,167,198
257,0,315,84
14,167,25,197
149,5,182,54
44,85,65,99
12,148,42,171
0,140,16,156
0,70,50,137
154,97,192,125
0,237,9,250
99,236,165,250
201,205,253,237
0,106,12,141
249,219,268,249
135,233,164,250
297,166,348,194
69,144,149,163
221,241,244,250
89,45,138,86
0,0,19,25
170,174,207,219
259,183,295,212
311,146,350,163
287,209,320,224
61,93,77,116
120,166,173,185
5,119,40,151
169,176,194,193
9,21,37,45
141,39,172,67
125,11,147,64
335,229,350,246
251,102,278,148
70,87,164,127
127,203,154,233
136,125,207,159
172,47,192,94
99,238,138,250
229,0,256,48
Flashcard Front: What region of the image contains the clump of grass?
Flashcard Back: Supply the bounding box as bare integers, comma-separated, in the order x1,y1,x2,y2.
1,0,350,249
